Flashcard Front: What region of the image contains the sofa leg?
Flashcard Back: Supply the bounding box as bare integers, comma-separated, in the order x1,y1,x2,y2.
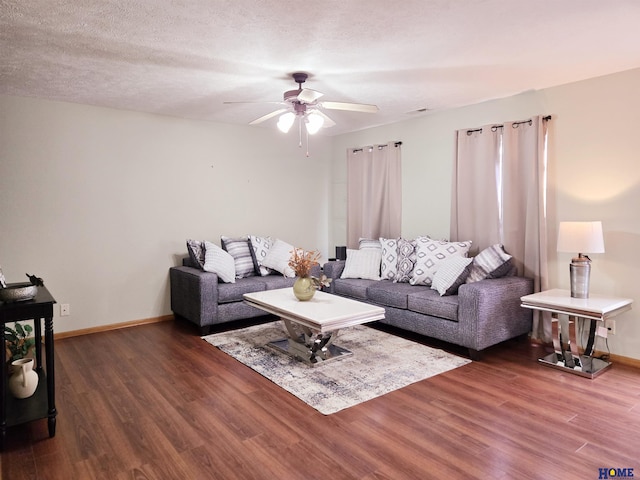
200,325,211,336
468,348,482,361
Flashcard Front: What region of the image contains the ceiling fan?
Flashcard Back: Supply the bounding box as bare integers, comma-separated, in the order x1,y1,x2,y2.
224,72,378,135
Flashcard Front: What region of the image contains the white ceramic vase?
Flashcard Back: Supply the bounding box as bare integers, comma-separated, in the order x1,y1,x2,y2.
9,358,39,399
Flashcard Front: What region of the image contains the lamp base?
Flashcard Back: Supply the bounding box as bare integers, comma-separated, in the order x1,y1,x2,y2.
569,255,591,298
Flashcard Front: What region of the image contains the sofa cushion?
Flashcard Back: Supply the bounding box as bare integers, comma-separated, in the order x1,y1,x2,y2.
366,280,416,309
341,248,381,280
259,275,296,290
217,277,267,303
379,237,399,281
466,244,513,283
221,236,257,279
394,238,417,283
431,256,473,296
410,237,472,286
333,278,377,300
407,289,459,321
203,241,236,283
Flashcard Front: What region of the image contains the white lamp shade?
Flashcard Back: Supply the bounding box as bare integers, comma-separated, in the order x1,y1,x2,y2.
557,221,605,254
305,112,324,135
277,112,295,133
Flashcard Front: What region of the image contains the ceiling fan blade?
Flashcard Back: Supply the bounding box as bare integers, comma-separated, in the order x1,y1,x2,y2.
312,110,336,128
223,101,283,105
321,101,379,113
297,88,324,104
249,108,289,125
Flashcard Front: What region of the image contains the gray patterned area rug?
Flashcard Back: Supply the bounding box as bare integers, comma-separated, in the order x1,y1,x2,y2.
203,321,471,415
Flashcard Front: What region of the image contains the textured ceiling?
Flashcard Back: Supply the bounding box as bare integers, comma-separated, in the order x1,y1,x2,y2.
2,0,640,135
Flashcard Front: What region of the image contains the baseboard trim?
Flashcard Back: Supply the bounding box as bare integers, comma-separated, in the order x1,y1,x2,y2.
596,351,640,369
54,314,174,340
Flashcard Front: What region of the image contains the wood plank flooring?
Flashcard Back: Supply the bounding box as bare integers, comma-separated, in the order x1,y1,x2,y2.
2,317,640,479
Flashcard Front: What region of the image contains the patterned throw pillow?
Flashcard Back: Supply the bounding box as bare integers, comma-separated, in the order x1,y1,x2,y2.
186,239,206,270
249,235,273,276
466,244,513,283
379,237,399,281
340,248,382,281
410,237,472,286
431,256,474,296
394,238,417,283
221,236,257,279
261,238,296,277
203,241,236,283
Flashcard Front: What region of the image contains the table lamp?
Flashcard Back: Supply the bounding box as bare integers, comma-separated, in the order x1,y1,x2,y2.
557,221,605,298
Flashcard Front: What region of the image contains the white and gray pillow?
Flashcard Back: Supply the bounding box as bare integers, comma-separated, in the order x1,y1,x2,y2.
261,238,296,277
394,238,417,283
466,244,513,283
379,237,399,281
410,237,472,286
221,236,256,279
340,248,382,281
431,256,473,296
249,235,273,276
203,241,236,283
186,239,206,270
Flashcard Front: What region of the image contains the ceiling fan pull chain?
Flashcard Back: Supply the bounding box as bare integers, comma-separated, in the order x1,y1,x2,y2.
298,116,303,148
306,129,310,158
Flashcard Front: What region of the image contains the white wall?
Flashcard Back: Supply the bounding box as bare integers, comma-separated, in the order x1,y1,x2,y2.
0,95,332,333
331,68,640,360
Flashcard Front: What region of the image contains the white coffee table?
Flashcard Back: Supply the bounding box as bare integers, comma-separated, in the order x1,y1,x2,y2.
244,288,385,365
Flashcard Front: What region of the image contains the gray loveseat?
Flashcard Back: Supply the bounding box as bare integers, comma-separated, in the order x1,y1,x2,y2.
322,260,533,359
170,257,320,335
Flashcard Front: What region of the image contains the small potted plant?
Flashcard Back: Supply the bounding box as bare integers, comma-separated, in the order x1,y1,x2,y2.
5,321,35,364
288,249,332,301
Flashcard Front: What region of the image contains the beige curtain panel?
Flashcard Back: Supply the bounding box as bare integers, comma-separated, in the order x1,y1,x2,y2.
451,116,550,341
347,142,402,249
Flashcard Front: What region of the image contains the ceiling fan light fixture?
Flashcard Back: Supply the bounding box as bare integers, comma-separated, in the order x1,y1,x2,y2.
277,112,295,133
305,112,324,135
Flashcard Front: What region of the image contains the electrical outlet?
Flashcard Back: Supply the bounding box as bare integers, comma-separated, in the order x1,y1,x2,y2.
605,319,616,335
60,304,70,316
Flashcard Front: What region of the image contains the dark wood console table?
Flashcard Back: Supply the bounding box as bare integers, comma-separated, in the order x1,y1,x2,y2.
1,284,57,450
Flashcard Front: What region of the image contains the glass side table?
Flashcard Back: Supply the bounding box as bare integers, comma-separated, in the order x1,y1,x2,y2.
521,289,632,378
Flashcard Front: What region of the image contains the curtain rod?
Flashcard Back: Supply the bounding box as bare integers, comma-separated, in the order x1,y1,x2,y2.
466,115,552,135
352,141,402,153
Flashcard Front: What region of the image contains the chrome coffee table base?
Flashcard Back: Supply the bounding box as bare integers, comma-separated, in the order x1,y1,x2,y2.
267,318,352,365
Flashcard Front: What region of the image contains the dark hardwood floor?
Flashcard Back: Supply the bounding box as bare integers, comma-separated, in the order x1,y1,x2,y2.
3,318,640,479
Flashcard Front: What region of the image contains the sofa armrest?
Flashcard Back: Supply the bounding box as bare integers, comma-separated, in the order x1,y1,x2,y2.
457,276,534,352
169,265,220,328
321,260,345,293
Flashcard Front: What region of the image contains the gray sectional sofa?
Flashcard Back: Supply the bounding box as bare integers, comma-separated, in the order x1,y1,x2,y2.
322,260,533,359
170,256,320,335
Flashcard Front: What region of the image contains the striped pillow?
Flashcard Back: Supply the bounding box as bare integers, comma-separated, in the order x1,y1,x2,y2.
466,244,513,283
431,256,473,296
203,241,236,283
341,248,382,281
221,236,257,279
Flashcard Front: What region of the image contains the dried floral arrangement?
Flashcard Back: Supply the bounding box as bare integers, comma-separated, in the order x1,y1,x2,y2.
288,248,332,289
